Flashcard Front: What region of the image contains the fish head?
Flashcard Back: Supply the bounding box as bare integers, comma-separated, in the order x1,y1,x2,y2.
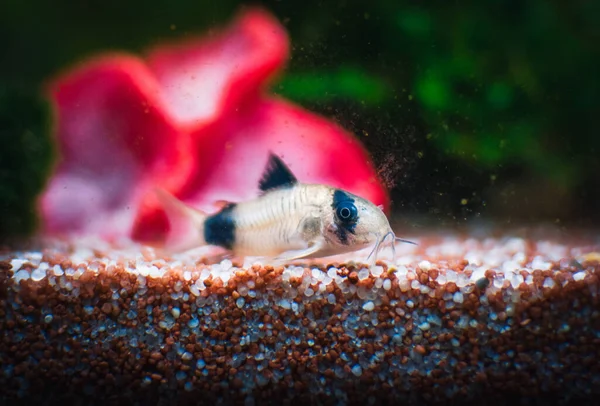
324,189,393,250
321,188,416,262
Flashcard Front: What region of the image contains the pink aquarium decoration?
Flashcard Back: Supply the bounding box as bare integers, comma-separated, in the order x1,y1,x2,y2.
38,8,389,244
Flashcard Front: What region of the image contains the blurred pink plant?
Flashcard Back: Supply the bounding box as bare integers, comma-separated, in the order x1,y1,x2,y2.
39,8,389,244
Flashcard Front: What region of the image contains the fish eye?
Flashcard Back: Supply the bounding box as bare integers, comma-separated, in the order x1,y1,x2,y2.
336,201,358,223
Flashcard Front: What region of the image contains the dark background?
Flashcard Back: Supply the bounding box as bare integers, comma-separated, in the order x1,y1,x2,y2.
1,0,599,239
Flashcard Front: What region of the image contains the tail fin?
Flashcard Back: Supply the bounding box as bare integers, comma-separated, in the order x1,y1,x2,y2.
154,188,208,253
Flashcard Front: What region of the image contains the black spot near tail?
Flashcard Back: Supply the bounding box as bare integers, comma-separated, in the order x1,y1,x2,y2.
204,204,237,250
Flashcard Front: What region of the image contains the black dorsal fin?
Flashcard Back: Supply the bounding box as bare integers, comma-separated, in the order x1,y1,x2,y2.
258,152,298,193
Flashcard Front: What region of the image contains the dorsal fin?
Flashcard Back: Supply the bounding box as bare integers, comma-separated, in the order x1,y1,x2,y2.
258,152,298,193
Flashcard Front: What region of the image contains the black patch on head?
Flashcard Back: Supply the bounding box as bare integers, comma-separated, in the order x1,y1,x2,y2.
332,190,358,245
204,203,237,250
258,153,298,193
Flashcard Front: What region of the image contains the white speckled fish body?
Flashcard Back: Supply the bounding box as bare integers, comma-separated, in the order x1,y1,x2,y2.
230,184,332,257
157,153,412,263
228,183,389,259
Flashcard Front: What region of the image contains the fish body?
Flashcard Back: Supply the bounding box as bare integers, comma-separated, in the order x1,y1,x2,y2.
158,153,412,263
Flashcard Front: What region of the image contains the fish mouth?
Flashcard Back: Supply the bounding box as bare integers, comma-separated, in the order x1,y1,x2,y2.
366,230,417,265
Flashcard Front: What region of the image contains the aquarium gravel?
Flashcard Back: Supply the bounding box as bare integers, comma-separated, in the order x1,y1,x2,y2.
1,232,600,405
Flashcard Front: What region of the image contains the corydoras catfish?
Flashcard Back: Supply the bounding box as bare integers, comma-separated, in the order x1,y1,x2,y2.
156,153,414,264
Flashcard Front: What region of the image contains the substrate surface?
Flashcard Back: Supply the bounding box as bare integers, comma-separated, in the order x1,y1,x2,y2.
1,230,600,405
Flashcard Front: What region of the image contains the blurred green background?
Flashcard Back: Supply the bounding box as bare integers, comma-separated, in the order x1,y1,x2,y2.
1,0,599,240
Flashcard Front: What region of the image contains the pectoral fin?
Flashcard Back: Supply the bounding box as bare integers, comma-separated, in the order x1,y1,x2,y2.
273,239,325,263
270,210,324,264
